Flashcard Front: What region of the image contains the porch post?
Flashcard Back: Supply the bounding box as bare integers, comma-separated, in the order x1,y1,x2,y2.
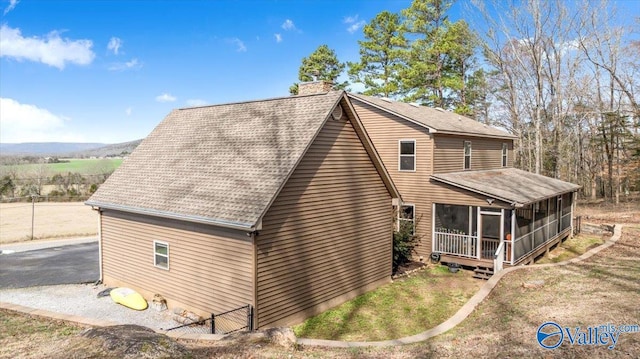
499,209,505,261
571,192,576,237
531,203,536,253
511,208,516,264
432,203,436,254
476,206,481,259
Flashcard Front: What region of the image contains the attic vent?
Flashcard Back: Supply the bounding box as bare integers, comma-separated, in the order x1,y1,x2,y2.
332,104,344,121
410,103,420,107
380,97,392,103
435,107,445,112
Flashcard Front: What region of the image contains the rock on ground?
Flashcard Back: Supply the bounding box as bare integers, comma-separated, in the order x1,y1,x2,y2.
49,324,192,359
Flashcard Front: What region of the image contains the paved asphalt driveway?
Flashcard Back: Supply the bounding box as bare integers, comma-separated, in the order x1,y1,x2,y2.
0,242,99,289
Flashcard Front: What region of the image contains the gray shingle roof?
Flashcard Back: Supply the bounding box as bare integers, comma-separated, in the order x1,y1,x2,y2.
87,91,346,230
431,168,581,207
348,93,516,139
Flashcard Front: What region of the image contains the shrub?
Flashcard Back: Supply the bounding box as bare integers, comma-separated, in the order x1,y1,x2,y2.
393,215,421,272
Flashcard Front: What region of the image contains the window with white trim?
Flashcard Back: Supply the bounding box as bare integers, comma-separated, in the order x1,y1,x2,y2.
398,204,415,235
154,241,169,270
399,140,416,171
464,141,472,170
502,143,508,167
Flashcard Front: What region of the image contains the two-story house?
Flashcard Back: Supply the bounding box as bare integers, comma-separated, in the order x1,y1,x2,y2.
339,90,580,276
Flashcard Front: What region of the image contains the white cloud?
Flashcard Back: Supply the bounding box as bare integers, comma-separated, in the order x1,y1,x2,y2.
274,33,282,43
344,15,365,34
282,19,296,31
343,15,358,24
186,99,208,107
3,0,19,15
347,21,365,34
125,107,132,116
155,93,176,102
227,37,246,52
108,58,142,71
0,24,95,69
0,97,84,142
107,36,122,55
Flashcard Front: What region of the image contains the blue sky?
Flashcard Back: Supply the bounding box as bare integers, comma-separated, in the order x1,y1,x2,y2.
1,0,637,144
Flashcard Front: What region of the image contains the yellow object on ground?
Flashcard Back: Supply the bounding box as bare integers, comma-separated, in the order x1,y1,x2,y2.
109,287,148,310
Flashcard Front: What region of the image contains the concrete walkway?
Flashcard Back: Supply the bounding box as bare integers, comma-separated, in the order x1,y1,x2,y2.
0,236,96,254
0,225,623,346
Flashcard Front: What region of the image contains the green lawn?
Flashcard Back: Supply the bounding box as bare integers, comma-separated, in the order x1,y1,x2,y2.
3,158,123,175
293,265,482,341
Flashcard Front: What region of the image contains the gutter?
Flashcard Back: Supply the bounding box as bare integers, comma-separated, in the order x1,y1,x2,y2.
85,201,257,232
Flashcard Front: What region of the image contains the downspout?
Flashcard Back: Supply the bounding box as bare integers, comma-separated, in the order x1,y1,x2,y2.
92,207,103,282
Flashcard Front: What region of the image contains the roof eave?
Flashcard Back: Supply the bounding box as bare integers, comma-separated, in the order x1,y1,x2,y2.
347,94,437,134
342,94,402,200
430,174,582,208
430,176,518,207
85,200,256,231
434,130,517,140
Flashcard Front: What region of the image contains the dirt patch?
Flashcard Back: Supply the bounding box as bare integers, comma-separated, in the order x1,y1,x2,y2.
0,202,97,243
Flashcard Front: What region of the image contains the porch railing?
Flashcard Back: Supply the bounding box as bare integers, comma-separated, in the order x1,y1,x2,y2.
433,231,477,258
481,238,499,259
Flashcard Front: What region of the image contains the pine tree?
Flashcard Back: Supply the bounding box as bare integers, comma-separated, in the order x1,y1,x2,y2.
400,0,478,111
290,45,346,95
347,11,408,98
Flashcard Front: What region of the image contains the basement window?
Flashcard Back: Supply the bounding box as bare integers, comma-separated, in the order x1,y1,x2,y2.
399,140,416,171
154,241,169,270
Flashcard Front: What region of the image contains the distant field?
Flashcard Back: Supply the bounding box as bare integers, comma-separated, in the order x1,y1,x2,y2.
0,202,98,243
2,158,123,175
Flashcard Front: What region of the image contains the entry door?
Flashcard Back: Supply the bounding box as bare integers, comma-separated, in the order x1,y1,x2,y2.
479,210,503,259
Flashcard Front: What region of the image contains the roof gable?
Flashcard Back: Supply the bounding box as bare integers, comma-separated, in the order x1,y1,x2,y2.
88,91,349,230
348,93,516,139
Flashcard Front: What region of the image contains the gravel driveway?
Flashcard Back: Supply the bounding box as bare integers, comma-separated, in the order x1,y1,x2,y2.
0,283,182,331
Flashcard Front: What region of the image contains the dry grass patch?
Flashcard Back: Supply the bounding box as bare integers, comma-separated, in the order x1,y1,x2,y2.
0,309,85,359
0,202,97,243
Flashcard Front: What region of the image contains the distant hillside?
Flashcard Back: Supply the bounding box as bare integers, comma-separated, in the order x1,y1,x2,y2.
0,140,143,157
67,139,143,158
0,142,106,156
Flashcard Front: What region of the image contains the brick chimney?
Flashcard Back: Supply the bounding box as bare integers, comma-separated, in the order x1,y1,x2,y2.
298,81,334,95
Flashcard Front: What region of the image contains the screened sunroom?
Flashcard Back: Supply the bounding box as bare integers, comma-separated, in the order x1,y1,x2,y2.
430,168,580,270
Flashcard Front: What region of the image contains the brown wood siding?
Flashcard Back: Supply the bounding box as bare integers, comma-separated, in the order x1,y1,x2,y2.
100,210,254,316
434,135,514,173
256,110,393,328
351,99,434,259
351,99,515,259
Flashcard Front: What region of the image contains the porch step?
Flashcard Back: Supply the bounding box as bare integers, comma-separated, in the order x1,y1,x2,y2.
473,266,494,280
